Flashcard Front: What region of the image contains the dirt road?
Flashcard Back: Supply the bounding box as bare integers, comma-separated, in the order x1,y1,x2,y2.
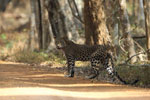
0,61,150,100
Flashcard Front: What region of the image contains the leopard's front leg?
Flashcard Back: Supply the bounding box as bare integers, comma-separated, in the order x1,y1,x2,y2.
65,56,75,77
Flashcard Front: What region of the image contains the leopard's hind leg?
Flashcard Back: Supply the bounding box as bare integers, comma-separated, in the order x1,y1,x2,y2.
85,58,100,79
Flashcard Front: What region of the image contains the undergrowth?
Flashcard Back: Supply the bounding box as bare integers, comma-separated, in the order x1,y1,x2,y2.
116,65,150,87
14,50,66,65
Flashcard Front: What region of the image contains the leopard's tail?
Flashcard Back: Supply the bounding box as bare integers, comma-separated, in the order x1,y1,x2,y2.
114,71,139,85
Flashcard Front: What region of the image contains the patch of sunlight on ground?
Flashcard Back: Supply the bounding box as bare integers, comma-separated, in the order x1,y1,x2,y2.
0,60,25,65
23,74,64,77
21,81,121,88
0,87,150,99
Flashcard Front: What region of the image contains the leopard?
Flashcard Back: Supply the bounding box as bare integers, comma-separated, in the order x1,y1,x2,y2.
56,37,138,85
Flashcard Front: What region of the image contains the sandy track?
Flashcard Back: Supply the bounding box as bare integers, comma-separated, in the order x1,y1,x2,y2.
0,62,150,100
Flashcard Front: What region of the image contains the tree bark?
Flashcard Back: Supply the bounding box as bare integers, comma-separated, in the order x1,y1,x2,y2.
143,0,150,60
45,0,68,39
61,0,80,41
138,0,145,28
84,0,111,45
83,0,94,45
104,1,120,46
29,0,40,51
119,0,137,63
0,0,11,12
30,0,51,50
40,0,50,49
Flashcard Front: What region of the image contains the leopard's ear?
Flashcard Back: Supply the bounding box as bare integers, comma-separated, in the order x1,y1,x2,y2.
61,37,75,45
62,37,69,44
62,36,68,42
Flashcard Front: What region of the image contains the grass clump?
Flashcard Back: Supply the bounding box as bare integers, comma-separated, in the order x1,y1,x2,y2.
15,51,47,64
14,50,65,65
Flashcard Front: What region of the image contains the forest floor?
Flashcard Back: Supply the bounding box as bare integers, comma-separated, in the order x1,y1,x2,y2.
0,61,150,100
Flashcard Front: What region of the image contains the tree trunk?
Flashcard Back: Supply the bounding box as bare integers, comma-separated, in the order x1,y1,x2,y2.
143,0,150,60
138,0,145,28
36,0,43,49
29,0,40,51
119,0,137,63
83,0,94,45
0,0,11,12
30,0,51,51
84,0,111,45
45,0,68,39
67,0,82,41
104,1,120,46
40,0,50,49
45,0,81,43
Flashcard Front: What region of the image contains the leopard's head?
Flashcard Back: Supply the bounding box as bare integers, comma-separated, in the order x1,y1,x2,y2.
54,36,75,49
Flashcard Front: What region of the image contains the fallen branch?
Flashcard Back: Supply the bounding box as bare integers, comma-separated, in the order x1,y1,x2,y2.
118,38,128,53
132,35,146,39
125,49,149,64
133,40,145,52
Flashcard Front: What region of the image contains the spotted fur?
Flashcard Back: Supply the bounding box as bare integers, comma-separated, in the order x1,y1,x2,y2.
56,38,138,85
